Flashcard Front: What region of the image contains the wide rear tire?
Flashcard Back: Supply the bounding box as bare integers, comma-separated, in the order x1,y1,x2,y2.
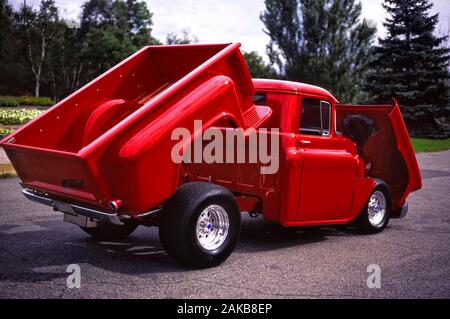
159,182,241,268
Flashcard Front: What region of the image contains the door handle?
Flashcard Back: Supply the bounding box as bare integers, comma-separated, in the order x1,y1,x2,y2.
298,140,311,146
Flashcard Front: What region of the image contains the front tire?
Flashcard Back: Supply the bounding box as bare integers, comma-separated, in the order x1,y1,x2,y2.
355,183,391,234
159,182,241,268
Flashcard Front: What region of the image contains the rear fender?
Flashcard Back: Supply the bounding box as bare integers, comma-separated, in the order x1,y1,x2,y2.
98,76,247,213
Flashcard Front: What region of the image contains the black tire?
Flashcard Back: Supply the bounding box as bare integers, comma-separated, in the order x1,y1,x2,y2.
80,223,138,240
355,181,391,234
159,182,241,268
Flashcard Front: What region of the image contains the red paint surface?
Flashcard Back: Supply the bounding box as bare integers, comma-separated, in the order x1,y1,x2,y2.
0,43,421,227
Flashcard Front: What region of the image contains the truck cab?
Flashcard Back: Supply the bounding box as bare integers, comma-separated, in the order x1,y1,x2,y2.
252,79,360,226
245,79,420,227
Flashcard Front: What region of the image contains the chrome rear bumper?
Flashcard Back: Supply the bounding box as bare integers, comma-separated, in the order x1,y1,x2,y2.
21,188,124,225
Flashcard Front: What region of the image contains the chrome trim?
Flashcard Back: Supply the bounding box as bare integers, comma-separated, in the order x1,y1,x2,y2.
22,188,53,206
136,208,161,219
299,99,332,137
334,108,342,136
196,204,230,251
320,101,331,136
21,188,124,225
368,190,387,227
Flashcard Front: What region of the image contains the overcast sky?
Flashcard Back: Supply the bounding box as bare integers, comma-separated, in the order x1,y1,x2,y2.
10,0,450,58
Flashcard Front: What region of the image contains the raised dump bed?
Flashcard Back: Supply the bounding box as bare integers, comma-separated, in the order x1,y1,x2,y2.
0,43,256,213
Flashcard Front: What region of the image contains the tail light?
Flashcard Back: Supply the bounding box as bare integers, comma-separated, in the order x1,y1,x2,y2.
109,199,123,212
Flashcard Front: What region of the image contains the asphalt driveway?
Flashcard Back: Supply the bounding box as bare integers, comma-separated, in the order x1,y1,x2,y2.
0,151,449,298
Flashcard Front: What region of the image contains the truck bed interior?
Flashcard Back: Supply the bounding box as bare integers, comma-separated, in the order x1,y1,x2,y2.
9,44,234,153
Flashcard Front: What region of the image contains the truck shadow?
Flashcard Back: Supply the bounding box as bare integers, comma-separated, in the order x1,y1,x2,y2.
0,216,367,282
235,215,364,253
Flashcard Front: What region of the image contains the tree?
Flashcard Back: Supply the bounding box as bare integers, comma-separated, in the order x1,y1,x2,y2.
365,0,450,137
45,20,86,101
0,0,19,94
166,29,197,45
16,0,59,97
242,51,278,79
261,0,376,102
79,0,158,83
80,0,113,30
0,0,159,100
121,0,158,47
0,0,12,48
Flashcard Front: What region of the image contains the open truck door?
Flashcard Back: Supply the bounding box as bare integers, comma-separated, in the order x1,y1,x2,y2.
335,99,422,215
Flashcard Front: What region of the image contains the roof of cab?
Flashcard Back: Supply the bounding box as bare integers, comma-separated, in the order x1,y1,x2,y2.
252,79,339,103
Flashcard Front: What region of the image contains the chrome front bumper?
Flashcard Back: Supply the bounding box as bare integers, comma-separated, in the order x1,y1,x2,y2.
391,202,409,219
398,202,409,219
21,188,124,225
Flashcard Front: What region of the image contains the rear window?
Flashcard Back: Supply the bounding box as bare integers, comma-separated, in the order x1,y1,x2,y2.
253,93,267,105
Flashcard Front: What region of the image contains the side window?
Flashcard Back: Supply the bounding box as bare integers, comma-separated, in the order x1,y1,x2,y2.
300,98,331,136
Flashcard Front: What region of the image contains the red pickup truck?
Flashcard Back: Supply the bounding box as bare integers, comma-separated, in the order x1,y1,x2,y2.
0,43,422,268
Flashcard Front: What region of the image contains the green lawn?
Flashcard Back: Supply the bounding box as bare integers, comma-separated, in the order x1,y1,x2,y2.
410,138,450,153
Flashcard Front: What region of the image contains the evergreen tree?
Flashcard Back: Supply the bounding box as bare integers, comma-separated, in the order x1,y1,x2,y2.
365,0,450,136
261,0,376,102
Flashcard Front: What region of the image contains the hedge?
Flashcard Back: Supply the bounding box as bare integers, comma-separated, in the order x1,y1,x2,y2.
17,96,53,106
0,96,53,107
0,97,19,107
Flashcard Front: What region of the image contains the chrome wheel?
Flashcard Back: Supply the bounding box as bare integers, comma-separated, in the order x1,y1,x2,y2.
368,191,387,227
196,205,229,251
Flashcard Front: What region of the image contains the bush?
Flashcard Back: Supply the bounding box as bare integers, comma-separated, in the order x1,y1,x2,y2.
0,127,14,139
0,128,14,135
17,96,53,106
0,97,19,107
0,96,53,107
0,109,43,125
